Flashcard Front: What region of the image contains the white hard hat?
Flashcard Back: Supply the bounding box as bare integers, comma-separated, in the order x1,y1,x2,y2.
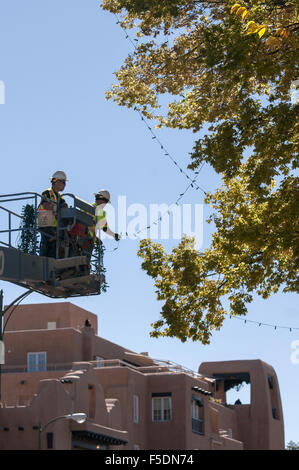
51,170,67,181
94,190,110,202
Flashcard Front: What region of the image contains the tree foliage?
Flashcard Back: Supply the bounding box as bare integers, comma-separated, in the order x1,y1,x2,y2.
286,440,299,450
102,0,299,343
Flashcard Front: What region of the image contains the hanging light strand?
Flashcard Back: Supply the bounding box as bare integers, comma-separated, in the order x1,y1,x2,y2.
112,17,299,331
229,314,299,332
106,14,207,244
114,14,207,197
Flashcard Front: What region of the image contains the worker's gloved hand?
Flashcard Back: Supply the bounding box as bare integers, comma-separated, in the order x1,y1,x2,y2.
114,233,120,241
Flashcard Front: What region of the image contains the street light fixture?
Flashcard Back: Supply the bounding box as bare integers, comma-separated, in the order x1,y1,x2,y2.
68,413,87,424
38,412,87,450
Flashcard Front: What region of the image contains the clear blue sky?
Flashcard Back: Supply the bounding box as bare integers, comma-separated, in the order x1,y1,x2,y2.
0,0,298,446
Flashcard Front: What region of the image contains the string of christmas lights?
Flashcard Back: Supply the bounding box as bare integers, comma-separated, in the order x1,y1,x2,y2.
110,14,299,332
135,108,207,196
128,161,206,240
104,161,205,252
114,14,207,197
103,14,207,247
229,314,299,332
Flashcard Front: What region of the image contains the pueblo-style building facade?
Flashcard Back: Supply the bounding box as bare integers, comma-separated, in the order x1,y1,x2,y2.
0,302,284,450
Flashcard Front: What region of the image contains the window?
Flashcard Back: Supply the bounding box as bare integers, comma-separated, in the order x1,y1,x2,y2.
27,352,47,372
47,432,54,449
191,399,200,419
268,375,280,420
95,356,105,368
214,372,251,405
47,322,56,330
88,384,95,419
225,380,251,405
268,375,274,389
133,395,139,424
191,397,204,435
152,394,172,422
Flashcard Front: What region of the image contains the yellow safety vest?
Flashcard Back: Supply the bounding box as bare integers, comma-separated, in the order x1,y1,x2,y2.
37,188,60,227
88,203,107,240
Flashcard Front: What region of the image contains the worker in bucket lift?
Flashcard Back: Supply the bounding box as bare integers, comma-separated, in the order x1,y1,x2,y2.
37,171,68,258
93,190,120,241
68,189,120,260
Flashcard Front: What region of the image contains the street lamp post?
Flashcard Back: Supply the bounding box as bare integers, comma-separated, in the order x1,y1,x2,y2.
0,288,33,401
38,413,87,450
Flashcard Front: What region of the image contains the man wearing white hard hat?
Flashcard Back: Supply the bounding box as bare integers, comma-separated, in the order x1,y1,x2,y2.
37,171,68,258
92,190,120,241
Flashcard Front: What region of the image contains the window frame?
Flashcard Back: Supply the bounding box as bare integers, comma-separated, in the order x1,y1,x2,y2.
191,397,204,435
95,356,105,368
152,395,172,422
27,351,47,372
133,394,139,424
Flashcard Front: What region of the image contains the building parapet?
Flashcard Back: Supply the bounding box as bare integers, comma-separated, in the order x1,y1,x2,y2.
1,357,215,385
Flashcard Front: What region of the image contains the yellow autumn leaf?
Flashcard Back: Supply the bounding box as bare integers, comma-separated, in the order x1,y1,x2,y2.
245,21,259,34
245,21,254,29
241,10,249,21
257,26,267,38
230,4,241,14
236,6,247,17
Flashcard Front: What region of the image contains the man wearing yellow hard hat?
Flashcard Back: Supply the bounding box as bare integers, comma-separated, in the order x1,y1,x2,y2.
37,171,68,258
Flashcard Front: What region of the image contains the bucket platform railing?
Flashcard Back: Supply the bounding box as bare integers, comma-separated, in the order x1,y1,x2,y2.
0,192,40,253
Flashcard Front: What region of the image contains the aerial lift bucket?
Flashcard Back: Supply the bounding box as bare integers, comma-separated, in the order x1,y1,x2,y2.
0,192,104,298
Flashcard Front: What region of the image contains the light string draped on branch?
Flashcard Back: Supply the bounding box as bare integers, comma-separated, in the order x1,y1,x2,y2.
110,13,299,332
115,15,207,196
229,314,299,332
113,14,207,242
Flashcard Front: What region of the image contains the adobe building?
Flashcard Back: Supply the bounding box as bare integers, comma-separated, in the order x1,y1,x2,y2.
0,302,284,450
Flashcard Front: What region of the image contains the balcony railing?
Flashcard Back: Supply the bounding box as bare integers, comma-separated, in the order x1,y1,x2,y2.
1,363,73,374
1,358,213,385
